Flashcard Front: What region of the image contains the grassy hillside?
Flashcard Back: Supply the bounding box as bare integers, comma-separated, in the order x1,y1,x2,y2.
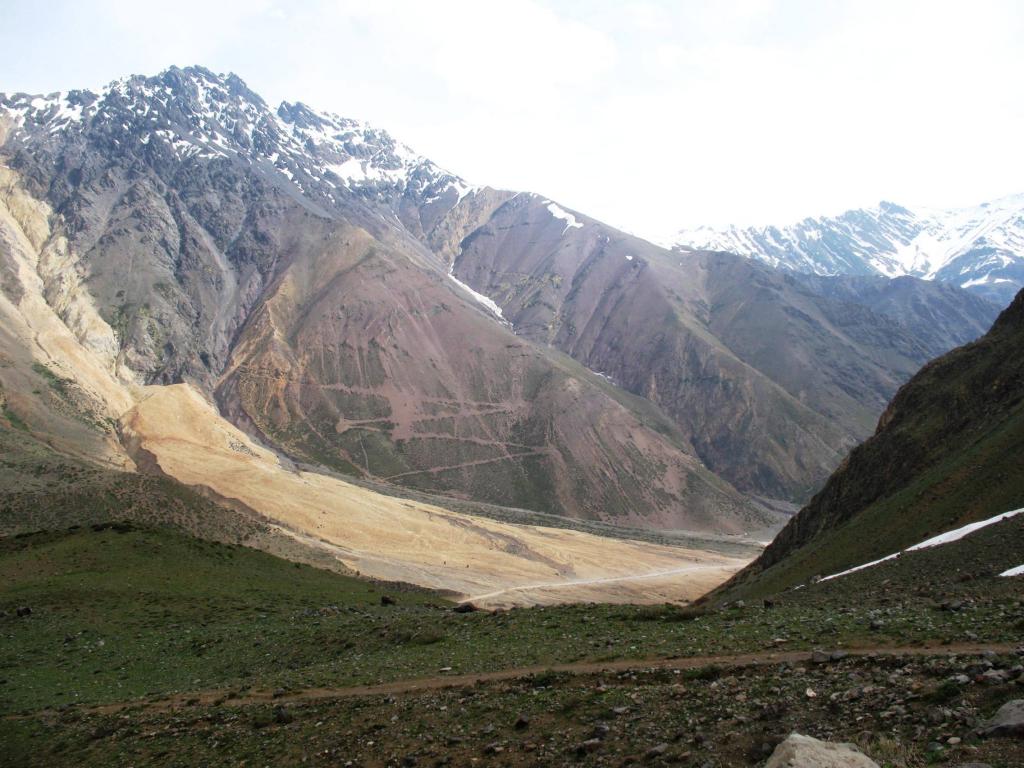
716,288,1024,602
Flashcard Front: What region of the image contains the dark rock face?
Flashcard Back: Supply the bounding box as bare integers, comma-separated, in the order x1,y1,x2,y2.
0,66,454,389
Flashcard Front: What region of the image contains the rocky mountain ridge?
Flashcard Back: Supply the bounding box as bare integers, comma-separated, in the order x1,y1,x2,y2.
0,66,766,531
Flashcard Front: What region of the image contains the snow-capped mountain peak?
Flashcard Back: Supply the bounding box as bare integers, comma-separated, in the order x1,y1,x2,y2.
672,195,1024,305
0,66,476,215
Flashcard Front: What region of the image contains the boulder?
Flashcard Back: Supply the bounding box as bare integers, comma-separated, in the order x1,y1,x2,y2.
979,699,1024,738
765,734,879,768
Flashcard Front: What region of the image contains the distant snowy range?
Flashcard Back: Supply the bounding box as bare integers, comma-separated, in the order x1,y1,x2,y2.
669,195,1024,306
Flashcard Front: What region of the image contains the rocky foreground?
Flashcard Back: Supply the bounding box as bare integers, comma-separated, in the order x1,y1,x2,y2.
7,648,1023,767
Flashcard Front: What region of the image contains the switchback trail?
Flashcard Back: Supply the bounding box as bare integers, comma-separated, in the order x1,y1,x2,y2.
15,641,1017,719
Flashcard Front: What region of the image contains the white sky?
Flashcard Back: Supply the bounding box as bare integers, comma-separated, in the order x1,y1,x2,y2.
2,0,1023,239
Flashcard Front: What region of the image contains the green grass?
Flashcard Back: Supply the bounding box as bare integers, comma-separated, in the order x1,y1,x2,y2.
724,405,1024,601
1,403,28,432
30,362,72,396
1,523,1020,717
0,525,444,712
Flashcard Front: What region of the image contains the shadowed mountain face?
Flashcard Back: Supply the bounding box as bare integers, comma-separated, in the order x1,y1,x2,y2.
0,65,997,526
443,193,999,500
716,287,1024,600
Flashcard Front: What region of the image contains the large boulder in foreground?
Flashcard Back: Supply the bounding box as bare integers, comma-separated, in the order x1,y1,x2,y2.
979,699,1024,738
766,734,879,768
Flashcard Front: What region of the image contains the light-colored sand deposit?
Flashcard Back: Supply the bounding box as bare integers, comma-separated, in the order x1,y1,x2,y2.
120,384,750,607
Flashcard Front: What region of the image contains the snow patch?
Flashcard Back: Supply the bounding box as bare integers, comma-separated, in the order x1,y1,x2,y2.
545,202,584,234
1000,564,1024,577
819,507,1023,583
448,262,508,324
819,553,899,582
906,508,1023,550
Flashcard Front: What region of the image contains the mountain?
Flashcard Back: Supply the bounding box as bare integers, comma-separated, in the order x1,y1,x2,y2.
672,196,1024,306
0,66,765,533
0,65,1000,518
446,198,999,500
716,286,1024,601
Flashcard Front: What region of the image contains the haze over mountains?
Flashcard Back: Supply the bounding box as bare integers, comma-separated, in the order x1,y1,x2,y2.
673,196,1024,306
5,0,1024,758
0,66,1002,542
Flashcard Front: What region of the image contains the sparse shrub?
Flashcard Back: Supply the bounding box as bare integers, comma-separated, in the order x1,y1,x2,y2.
682,664,722,682
629,603,706,622
923,679,961,704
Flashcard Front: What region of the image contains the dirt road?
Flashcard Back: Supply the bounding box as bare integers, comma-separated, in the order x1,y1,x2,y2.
29,641,1016,719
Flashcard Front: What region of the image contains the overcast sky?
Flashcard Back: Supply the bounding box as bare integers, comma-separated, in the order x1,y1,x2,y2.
3,0,1023,238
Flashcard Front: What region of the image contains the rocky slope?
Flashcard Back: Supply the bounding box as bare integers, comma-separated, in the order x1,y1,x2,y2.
673,196,1024,306
0,150,759,604
445,193,998,500
717,286,1024,599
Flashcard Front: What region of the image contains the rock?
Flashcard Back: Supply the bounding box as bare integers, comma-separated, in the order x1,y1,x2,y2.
380,595,396,606
980,669,1009,685
765,733,879,768
15,607,31,617
645,743,669,760
811,650,831,664
831,650,849,661
272,705,293,724
979,699,1024,738
592,723,611,739
482,742,502,755
735,600,746,609
453,602,478,613
513,713,530,730
576,738,602,755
